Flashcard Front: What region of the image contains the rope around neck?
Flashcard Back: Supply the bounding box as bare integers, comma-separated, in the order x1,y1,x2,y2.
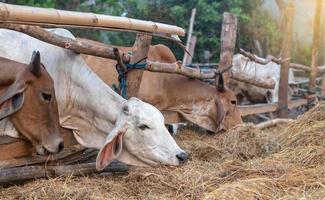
114,57,147,99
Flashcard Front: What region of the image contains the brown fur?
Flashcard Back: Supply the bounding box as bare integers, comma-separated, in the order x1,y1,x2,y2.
79,38,242,132
0,53,63,153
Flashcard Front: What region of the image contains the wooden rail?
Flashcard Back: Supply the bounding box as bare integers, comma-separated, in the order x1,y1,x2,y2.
239,98,308,116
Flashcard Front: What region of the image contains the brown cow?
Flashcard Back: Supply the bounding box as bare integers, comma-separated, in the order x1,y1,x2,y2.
81,39,242,132
0,51,63,155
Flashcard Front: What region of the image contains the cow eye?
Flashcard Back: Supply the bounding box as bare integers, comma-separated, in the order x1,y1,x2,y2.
231,100,237,105
42,93,52,102
139,124,150,130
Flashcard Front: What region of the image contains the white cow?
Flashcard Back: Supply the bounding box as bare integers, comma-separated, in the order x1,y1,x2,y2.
0,29,188,170
231,54,297,103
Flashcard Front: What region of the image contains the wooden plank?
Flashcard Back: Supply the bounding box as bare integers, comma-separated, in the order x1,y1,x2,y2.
309,0,323,93
278,2,294,118
126,33,152,98
218,12,237,85
0,128,77,162
0,145,87,169
239,99,308,116
0,138,32,160
0,161,130,184
0,3,185,36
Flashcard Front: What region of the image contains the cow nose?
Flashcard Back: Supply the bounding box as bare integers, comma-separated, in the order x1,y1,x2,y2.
58,141,64,152
176,152,188,164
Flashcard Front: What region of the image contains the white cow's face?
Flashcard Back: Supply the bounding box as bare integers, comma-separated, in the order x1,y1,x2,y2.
96,97,188,170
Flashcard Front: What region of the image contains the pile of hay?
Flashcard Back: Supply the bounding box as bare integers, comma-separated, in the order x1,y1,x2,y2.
1,102,325,200
281,101,325,147
206,101,325,199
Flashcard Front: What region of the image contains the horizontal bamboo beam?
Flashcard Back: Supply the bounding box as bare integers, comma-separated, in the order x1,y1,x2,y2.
230,71,275,89
0,23,131,63
239,48,325,73
0,161,130,183
146,60,217,79
0,3,185,36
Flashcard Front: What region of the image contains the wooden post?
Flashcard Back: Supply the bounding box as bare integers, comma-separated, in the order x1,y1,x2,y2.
309,0,323,94
126,33,152,98
218,12,237,86
183,8,196,65
185,36,197,64
278,2,294,118
321,2,325,96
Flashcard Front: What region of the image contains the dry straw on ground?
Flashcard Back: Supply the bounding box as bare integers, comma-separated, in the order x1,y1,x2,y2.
1,101,325,200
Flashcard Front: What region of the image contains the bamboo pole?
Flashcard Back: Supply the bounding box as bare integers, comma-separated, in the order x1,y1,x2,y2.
278,2,294,118
0,3,185,36
182,8,196,65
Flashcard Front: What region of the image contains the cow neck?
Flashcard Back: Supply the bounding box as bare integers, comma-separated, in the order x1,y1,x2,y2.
64,56,125,123
46,51,126,148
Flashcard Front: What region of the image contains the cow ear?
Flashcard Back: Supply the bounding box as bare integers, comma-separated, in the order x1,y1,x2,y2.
29,51,41,77
96,125,126,171
0,83,26,120
217,73,226,93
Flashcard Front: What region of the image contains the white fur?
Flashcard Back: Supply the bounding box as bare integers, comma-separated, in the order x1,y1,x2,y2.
232,54,296,103
0,28,185,166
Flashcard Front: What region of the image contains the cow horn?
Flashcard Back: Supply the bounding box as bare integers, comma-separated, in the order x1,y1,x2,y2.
29,51,41,77
217,72,225,93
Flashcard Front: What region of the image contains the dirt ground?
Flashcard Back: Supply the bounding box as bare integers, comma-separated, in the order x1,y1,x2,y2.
1,102,325,200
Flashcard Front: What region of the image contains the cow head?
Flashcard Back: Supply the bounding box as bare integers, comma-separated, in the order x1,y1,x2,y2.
0,51,63,155
216,73,243,130
96,97,188,170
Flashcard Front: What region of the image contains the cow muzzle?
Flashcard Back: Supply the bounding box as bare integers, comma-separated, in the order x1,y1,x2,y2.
176,151,189,164
36,139,64,155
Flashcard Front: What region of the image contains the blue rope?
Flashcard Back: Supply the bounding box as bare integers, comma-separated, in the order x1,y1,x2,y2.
114,59,147,99
125,63,147,69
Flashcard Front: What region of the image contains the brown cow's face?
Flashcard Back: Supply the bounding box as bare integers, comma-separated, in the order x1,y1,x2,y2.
218,89,243,130
216,74,243,130
1,52,63,155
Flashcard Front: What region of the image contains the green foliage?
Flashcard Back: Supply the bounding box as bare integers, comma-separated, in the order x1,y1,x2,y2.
2,0,283,63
